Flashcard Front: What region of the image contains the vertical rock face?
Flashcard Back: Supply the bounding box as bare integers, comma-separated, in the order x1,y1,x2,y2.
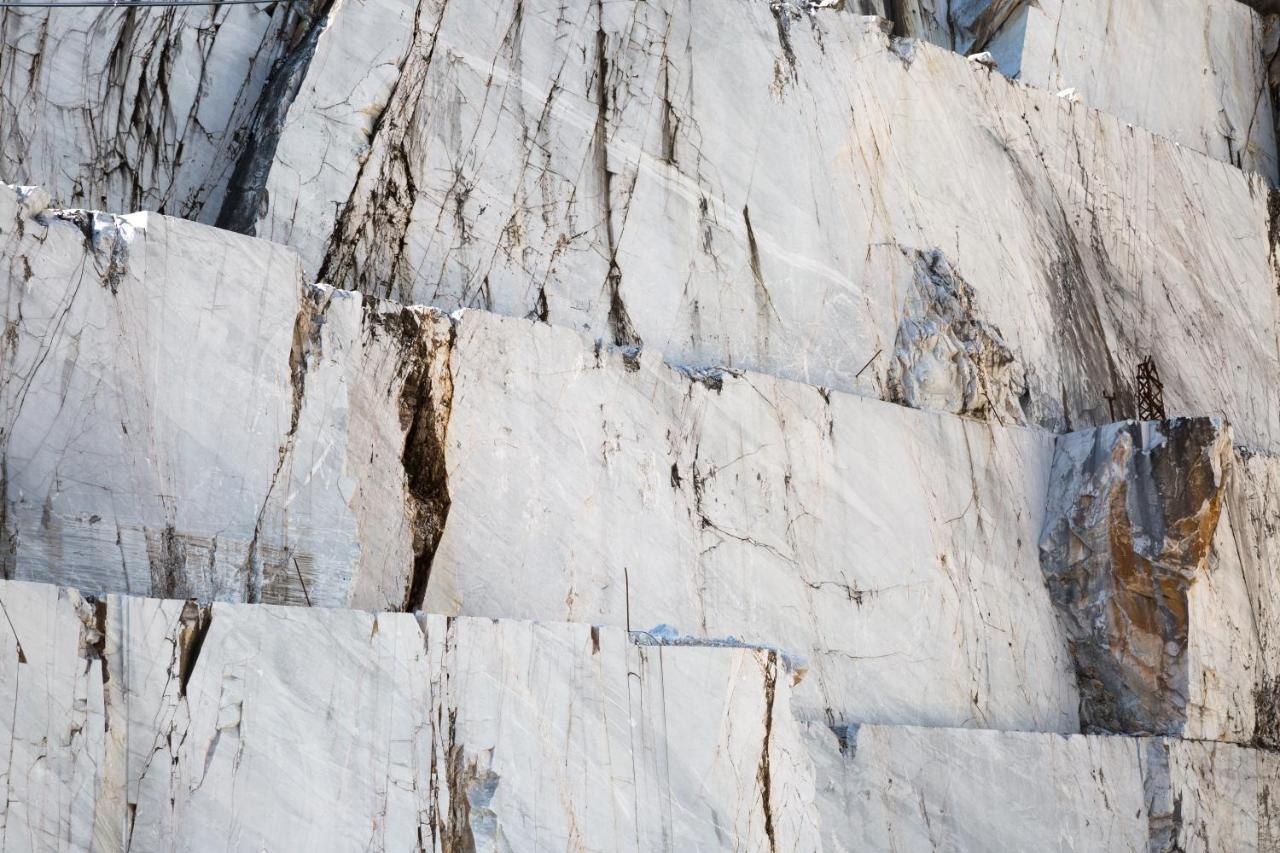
1040,419,1231,734
0,4,326,219
0,184,459,609
257,1,1280,448
0,579,820,851
955,0,1278,181
4,0,1280,847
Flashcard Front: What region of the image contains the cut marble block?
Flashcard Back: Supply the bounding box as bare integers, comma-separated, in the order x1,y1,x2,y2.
1025,0,1275,180
0,190,1079,733
12,183,1280,740
1195,445,1280,747
0,578,818,852
0,185,386,605
1041,417,1280,746
260,1,1280,450
2,576,1274,853
926,0,1278,181
0,2,326,220
429,310,1077,734
0,184,457,610
803,722,1280,853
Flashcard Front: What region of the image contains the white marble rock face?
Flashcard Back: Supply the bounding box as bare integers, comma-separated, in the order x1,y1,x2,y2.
0,3,321,220
0,578,821,852
804,722,1280,853
11,179,1280,741
429,310,1078,734
0,182,467,610
969,0,1278,181
1034,0,1277,180
0,181,1079,733
4,0,1280,846
2,577,1279,852
260,0,1280,451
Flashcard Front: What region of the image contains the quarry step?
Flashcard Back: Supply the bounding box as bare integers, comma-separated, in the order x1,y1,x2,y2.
3,0,1272,220
4,0,1280,850
3,3,1279,448
885,0,1277,181
0,575,1275,853
256,3,1280,451
4,184,1280,742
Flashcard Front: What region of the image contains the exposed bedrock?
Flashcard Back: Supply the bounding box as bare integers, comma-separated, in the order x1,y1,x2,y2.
884,248,1028,424
1037,421,1280,747
0,185,1078,732
258,4,1280,449
0,1,332,220
3,577,1280,852
9,183,1280,743
1039,418,1249,738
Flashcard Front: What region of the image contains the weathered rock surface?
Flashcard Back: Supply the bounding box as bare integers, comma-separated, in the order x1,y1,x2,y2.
0,578,819,851
1040,419,1231,735
0,183,1078,732
3,574,1278,852
257,3,1280,450
0,3,327,220
1039,418,1280,747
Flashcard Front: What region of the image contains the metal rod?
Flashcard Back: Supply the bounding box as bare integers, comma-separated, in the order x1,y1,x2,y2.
853,348,882,379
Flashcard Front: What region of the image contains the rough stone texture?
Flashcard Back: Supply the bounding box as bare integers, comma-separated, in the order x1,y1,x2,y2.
0,578,820,851
889,0,1028,54
0,3,326,220
258,2,1280,451
0,183,1078,732
884,248,1027,424
970,0,1278,181
4,577,1280,853
1038,418,1280,748
1040,419,1231,735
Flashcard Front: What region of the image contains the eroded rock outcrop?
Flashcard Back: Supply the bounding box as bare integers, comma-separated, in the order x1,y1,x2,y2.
1040,419,1231,734
884,249,1027,424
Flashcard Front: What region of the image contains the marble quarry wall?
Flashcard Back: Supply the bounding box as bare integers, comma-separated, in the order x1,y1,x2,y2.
3,0,1280,849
